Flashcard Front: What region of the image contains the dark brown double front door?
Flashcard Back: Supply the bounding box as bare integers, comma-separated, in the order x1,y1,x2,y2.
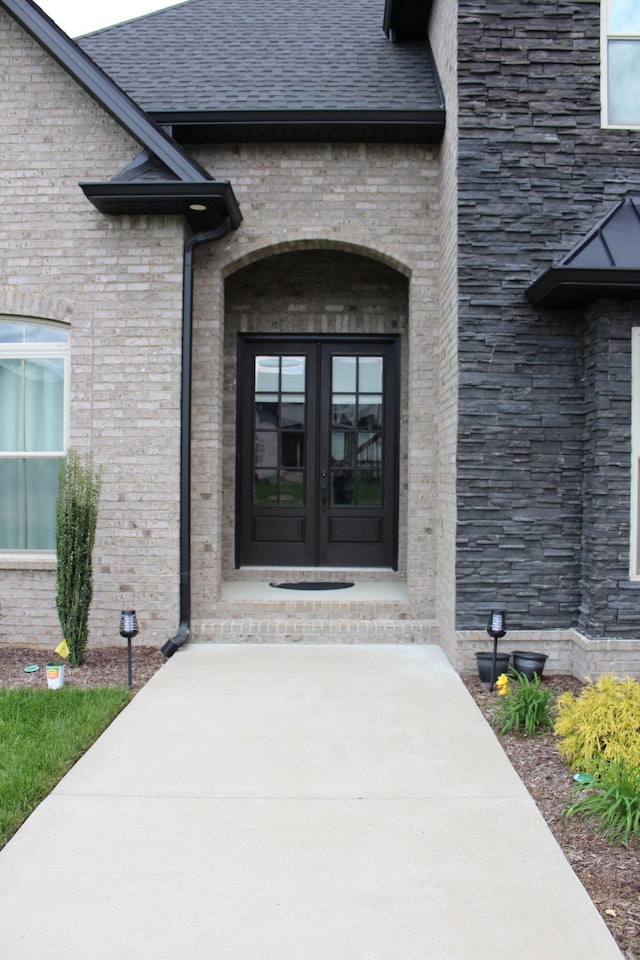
237,336,399,568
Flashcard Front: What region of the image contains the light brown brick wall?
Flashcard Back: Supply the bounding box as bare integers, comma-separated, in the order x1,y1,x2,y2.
1,12,447,650
189,142,442,623
430,0,460,659
0,11,185,647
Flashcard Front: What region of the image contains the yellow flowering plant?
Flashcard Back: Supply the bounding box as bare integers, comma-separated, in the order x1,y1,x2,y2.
492,670,554,736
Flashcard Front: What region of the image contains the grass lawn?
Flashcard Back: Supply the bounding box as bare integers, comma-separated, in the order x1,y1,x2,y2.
0,686,130,849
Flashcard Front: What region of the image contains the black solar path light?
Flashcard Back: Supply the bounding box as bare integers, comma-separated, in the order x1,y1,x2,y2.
486,610,507,693
120,610,139,689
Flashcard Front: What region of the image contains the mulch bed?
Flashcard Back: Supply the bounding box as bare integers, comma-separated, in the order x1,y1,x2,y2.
463,673,640,959
1,646,638,955
0,644,165,694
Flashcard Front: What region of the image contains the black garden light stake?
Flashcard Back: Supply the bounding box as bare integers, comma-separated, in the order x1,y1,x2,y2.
486,610,507,692
120,610,139,689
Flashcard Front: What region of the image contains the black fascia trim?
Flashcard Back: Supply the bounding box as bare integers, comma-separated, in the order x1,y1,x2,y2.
0,0,213,184
154,109,446,144
526,267,640,307
80,180,243,230
153,109,445,126
383,0,432,41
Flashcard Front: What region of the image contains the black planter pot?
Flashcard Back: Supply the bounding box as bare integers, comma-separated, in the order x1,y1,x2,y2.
475,651,511,684
511,651,547,680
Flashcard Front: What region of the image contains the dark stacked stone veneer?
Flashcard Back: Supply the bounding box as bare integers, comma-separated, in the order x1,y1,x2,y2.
455,1,640,637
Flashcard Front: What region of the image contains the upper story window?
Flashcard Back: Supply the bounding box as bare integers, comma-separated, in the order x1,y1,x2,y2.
0,318,69,551
602,0,640,128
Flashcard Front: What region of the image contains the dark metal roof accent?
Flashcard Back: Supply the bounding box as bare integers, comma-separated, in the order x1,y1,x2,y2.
80,179,242,232
526,194,640,307
110,150,181,183
383,0,432,43
78,0,445,144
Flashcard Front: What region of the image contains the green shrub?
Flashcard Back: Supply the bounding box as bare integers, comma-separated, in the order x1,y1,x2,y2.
492,671,554,736
56,451,101,667
554,674,640,771
565,759,640,845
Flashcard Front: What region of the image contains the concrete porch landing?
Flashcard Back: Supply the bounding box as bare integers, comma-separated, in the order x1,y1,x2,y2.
0,643,622,959
196,578,434,642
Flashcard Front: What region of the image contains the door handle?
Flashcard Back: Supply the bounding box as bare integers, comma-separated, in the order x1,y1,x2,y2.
320,471,328,508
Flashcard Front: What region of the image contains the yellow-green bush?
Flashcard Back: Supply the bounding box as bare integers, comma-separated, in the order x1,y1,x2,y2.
554,674,640,771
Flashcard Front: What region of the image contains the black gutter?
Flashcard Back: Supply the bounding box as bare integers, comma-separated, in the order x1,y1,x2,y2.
153,105,446,145
79,179,242,232
161,218,233,659
526,267,640,308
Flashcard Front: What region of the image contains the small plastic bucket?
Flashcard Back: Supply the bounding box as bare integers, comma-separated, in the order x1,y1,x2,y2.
46,664,65,690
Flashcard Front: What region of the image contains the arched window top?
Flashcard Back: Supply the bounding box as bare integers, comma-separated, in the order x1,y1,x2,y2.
0,318,69,345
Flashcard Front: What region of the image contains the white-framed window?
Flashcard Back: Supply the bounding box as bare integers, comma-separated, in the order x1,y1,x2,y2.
601,0,640,128
630,329,640,577
0,318,69,551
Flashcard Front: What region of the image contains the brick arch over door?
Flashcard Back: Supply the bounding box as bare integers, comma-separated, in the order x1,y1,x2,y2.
220,247,410,575
221,237,412,283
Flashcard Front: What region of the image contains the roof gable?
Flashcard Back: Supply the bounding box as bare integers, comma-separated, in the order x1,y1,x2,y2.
0,0,241,229
78,0,445,143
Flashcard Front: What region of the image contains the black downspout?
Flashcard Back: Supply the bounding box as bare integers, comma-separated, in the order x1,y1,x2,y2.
161,217,232,658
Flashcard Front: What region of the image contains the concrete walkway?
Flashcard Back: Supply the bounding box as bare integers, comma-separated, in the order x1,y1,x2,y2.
0,644,623,959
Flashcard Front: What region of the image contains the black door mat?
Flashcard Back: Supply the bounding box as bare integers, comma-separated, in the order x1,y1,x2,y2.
269,581,355,591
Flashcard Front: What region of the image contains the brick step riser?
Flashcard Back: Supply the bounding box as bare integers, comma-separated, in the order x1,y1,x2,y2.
192,619,437,642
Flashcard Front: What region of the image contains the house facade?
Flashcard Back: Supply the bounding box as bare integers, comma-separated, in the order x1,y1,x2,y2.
1,0,639,678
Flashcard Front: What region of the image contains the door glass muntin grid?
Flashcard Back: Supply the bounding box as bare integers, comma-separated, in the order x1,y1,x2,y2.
253,355,306,505
330,355,383,507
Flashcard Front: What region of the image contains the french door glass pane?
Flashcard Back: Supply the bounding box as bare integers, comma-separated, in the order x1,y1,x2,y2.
332,397,356,426
357,432,382,466
254,468,278,503
331,470,354,505
358,356,383,392
358,472,382,506
253,355,306,505
358,398,382,430
255,356,280,392
332,356,356,392
330,354,384,506
280,471,304,504
0,457,59,549
281,357,305,392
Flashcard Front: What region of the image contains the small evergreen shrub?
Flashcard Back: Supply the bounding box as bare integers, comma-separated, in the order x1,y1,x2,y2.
56,450,101,667
565,759,640,845
554,674,640,771
492,671,554,736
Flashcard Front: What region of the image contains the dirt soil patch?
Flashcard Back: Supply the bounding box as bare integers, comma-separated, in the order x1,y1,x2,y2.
0,644,165,694
463,673,640,959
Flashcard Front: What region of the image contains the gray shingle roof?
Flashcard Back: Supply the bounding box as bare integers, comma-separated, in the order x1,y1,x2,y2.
78,0,443,116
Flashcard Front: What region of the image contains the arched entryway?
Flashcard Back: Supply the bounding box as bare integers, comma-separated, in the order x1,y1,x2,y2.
222,247,409,573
